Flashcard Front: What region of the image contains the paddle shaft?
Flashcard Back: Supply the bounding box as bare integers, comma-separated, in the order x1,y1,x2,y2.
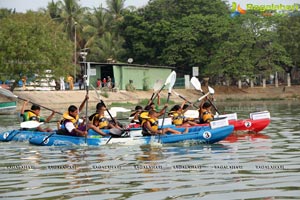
174,92,198,109
160,93,171,130
40,132,56,145
17,96,63,115
148,85,165,105
199,91,220,114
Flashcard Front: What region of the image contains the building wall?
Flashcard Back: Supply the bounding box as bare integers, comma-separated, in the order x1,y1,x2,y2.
113,66,172,90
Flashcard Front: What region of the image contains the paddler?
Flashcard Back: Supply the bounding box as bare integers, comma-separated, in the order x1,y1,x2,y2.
199,101,214,124
88,102,121,136
20,101,55,132
57,95,89,137
168,101,197,126
130,105,143,124
141,110,188,136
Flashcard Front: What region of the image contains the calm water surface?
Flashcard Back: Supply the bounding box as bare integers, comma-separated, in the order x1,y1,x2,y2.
0,101,299,200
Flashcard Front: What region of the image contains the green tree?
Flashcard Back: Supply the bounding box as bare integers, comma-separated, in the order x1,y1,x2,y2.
106,0,126,21
120,0,230,75
205,13,291,85
277,13,300,77
0,12,73,91
0,8,16,19
88,32,125,62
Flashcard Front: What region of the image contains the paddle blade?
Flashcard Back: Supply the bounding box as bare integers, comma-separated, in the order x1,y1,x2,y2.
0,87,17,99
153,80,163,92
165,71,176,85
190,77,202,92
168,71,176,93
208,86,215,95
21,121,44,129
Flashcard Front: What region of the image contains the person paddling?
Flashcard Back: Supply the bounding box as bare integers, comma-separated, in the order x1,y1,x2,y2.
141,110,188,136
88,102,121,136
198,100,214,124
20,101,55,132
169,101,197,126
57,95,89,137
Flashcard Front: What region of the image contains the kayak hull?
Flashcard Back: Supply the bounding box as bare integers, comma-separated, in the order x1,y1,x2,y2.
28,125,234,146
177,118,270,133
0,130,49,142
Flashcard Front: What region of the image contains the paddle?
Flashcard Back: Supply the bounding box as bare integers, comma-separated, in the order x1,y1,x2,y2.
172,90,198,109
149,79,163,102
159,71,176,137
20,121,44,129
190,77,220,115
84,62,91,143
90,84,121,144
198,86,215,102
149,71,176,105
0,87,62,115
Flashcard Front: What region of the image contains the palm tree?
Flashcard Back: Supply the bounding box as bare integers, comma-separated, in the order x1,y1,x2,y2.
89,32,125,62
82,6,112,48
46,0,62,19
106,0,126,21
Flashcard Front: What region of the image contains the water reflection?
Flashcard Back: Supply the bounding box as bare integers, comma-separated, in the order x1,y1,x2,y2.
0,101,300,199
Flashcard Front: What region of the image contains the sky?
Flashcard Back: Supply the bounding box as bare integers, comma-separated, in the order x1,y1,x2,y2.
0,0,150,13
1,0,299,13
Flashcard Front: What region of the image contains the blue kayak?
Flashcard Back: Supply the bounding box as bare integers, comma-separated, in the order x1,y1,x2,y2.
28,125,234,146
0,125,174,143
0,129,50,142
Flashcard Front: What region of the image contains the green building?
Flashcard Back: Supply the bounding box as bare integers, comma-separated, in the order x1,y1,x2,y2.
84,62,174,90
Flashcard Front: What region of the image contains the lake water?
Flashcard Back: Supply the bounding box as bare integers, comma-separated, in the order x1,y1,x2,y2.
0,101,299,200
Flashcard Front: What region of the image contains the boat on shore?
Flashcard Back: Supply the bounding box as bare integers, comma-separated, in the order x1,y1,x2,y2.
28,124,234,146
0,101,16,114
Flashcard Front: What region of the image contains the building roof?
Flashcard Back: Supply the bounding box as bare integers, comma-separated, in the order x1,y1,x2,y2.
80,62,175,69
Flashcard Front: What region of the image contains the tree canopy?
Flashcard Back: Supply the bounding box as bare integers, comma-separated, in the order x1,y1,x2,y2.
0,12,73,90
0,0,300,89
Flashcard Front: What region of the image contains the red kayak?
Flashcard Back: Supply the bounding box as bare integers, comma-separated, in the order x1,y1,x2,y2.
229,118,270,132
128,111,270,133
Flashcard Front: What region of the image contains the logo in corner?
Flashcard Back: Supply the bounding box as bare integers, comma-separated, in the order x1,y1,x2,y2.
231,2,246,17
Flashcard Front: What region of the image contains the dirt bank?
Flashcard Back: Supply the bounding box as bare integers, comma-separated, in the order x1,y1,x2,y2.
1,85,299,111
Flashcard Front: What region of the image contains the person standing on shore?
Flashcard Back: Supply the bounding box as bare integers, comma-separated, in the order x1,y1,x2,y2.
60,76,65,90
67,75,74,90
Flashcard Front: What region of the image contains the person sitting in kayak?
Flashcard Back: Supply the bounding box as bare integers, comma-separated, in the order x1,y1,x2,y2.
199,101,214,124
141,110,188,136
139,101,168,123
20,101,55,132
130,105,143,124
57,95,89,137
88,102,121,136
168,102,197,126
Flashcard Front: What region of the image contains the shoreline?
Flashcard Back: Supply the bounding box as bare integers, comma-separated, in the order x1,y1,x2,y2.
1,85,299,111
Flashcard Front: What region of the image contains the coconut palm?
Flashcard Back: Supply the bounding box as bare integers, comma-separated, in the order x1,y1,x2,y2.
89,32,125,62
106,0,126,21
82,6,113,48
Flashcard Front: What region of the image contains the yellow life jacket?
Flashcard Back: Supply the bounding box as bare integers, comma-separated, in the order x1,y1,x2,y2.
169,111,184,126
92,113,109,129
23,110,41,122
142,117,159,132
201,109,214,123
62,111,79,128
138,111,149,123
